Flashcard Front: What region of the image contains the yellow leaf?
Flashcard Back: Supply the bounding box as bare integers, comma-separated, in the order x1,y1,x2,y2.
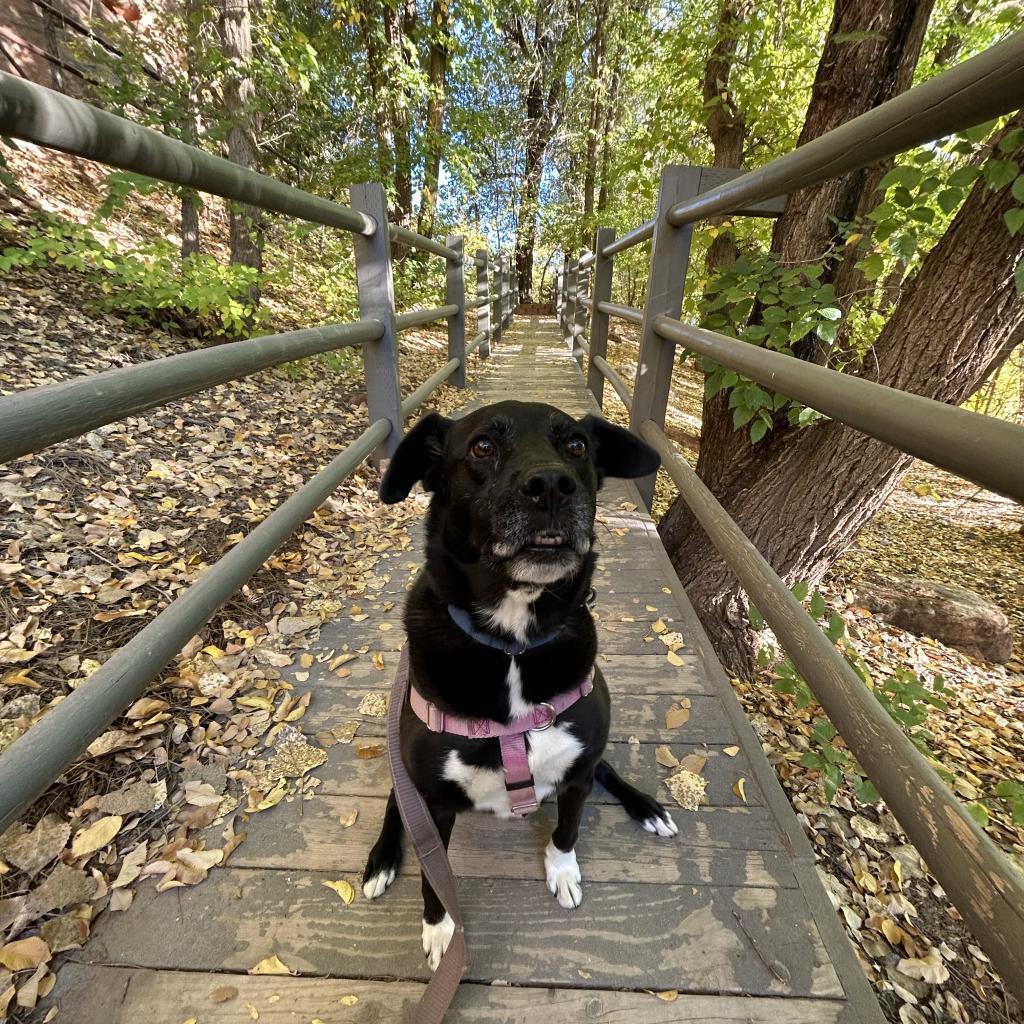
356,743,385,760
246,1002,260,1020
371,652,385,670
0,937,50,971
255,780,288,811
655,745,678,768
338,995,359,1006
679,753,706,775
723,745,740,756
338,810,359,828
732,778,747,802
665,706,690,729
71,815,123,859
248,954,297,976
666,650,686,667
322,879,355,905
651,619,667,634
654,989,678,1001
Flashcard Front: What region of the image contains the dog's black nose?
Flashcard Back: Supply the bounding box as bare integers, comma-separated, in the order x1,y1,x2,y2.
521,468,576,501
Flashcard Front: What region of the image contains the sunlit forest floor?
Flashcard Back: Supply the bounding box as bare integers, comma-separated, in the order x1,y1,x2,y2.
2,150,1022,1022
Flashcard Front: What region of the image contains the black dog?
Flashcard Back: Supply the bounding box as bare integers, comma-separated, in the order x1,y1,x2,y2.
362,400,678,969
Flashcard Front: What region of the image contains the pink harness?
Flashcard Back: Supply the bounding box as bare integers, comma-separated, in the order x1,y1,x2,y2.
408,668,595,815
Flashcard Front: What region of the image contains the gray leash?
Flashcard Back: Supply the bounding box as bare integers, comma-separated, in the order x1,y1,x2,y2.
386,646,466,1022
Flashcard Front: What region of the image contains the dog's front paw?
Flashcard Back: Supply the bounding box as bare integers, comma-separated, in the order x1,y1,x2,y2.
422,913,455,970
544,841,583,909
642,806,678,838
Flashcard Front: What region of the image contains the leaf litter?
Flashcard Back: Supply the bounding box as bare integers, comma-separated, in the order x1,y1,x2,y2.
0,174,484,1017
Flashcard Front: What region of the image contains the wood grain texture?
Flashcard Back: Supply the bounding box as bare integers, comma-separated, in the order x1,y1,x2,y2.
80,869,843,997
232,795,792,884
46,965,860,1024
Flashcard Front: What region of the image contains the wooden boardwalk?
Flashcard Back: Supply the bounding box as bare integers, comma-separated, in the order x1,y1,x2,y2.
51,317,884,1023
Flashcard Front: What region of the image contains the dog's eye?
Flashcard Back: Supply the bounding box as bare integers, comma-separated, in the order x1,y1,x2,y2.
566,437,587,459
470,437,495,459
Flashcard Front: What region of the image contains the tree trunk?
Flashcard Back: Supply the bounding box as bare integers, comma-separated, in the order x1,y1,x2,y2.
690,0,934,509
180,0,202,260
661,115,1024,676
596,53,621,214
417,0,450,239
219,0,262,296
581,0,608,247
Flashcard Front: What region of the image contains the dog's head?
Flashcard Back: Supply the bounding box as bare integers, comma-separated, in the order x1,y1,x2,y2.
379,401,660,586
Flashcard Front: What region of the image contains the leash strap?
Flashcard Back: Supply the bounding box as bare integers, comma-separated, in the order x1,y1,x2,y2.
387,646,466,1023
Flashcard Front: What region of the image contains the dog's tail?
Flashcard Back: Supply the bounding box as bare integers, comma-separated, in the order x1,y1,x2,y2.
362,788,405,899
595,759,678,837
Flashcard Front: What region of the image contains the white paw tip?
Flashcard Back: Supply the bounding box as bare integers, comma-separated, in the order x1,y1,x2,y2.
643,814,678,838
422,913,455,971
362,867,396,900
544,842,583,910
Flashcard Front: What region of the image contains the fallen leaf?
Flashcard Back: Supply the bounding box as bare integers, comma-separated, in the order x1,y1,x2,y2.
723,745,739,757
245,1001,259,1020
679,752,706,775
71,815,122,859
210,985,239,1003
338,810,359,828
248,954,297,976
654,989,678,1001
666,650,686,667
322,879,355,905
356,743,385,760
338,994,359,1006
732,778,747,802
665,705,690,729
655,745,678,768
0,936,50,971
0,815,69,876
665,768,706,810
651,619,667,634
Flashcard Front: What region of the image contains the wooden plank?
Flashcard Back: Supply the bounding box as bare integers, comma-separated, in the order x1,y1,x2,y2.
79,869,845,997
303,691,735,743
45,964,861,1024
233,795,795,886
312,739,768,811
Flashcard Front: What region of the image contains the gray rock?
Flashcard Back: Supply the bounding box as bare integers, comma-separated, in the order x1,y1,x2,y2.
857,573,1013,663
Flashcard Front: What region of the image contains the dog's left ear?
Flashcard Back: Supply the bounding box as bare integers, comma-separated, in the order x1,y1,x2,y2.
379,412,453,503
580,415,660,480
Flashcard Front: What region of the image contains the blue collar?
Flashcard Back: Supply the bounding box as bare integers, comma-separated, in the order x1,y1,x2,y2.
446,603,568,657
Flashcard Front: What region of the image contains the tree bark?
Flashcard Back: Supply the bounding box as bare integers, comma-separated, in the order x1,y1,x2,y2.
180,0,202,260
219,0,262,295
582,0,609,248
661,115,1024,675
596,52,621,215
417,0,450,239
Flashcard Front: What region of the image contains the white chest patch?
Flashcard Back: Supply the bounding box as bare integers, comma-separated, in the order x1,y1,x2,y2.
442,690,584,819
480,588,541,642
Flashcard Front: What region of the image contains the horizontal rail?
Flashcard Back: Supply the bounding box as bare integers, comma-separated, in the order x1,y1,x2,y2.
639,418,1024,1001
0,319,384,465
388,224,459,261
401,359,461,418
580,295,593,309
575,336,591,356
0,73,375,235
653,315,1024,502
601,218,655,257
394,305,460,331
465,331,486,357
667,32,1024,227
578,252,596,270
0,417,392,833
599,301,644,325
592,355,633,412
465,297,490,310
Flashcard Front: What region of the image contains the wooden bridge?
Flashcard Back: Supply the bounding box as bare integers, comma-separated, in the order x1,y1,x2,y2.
2,32,1024,1023
45,316,882,1023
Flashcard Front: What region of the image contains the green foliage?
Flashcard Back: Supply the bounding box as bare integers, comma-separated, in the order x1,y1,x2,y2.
0,216,263,335
696,252,842,442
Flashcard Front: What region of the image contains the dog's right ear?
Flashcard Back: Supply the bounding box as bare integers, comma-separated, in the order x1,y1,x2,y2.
379,412,453,504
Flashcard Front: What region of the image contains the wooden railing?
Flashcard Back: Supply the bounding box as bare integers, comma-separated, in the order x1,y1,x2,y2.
0,71,518,833
559,32,1024,1003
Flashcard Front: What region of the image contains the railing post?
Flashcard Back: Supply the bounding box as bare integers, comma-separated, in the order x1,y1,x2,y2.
350,182,402,457
492,256,503,345
446,234,466,388
630,165,702,507
476,248,491,359
573,256,590,367
564,256,577,348
502,259,510,326
554,266,563,322
587,228,615,407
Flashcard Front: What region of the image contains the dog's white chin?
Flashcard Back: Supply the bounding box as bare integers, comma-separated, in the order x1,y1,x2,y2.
508,555,580,585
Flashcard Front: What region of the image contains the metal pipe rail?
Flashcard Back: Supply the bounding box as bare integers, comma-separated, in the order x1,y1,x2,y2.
0,320,383,465
639,419,1024,1002
395,305,460,331
465,331,487,357
653,315,1024,502
599,301,643,325
0,417,391,834
401,360,461,418
466,297,490,310
592,355,633,412
600,33,1024,258
388,224,460,262
0,73,375,236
